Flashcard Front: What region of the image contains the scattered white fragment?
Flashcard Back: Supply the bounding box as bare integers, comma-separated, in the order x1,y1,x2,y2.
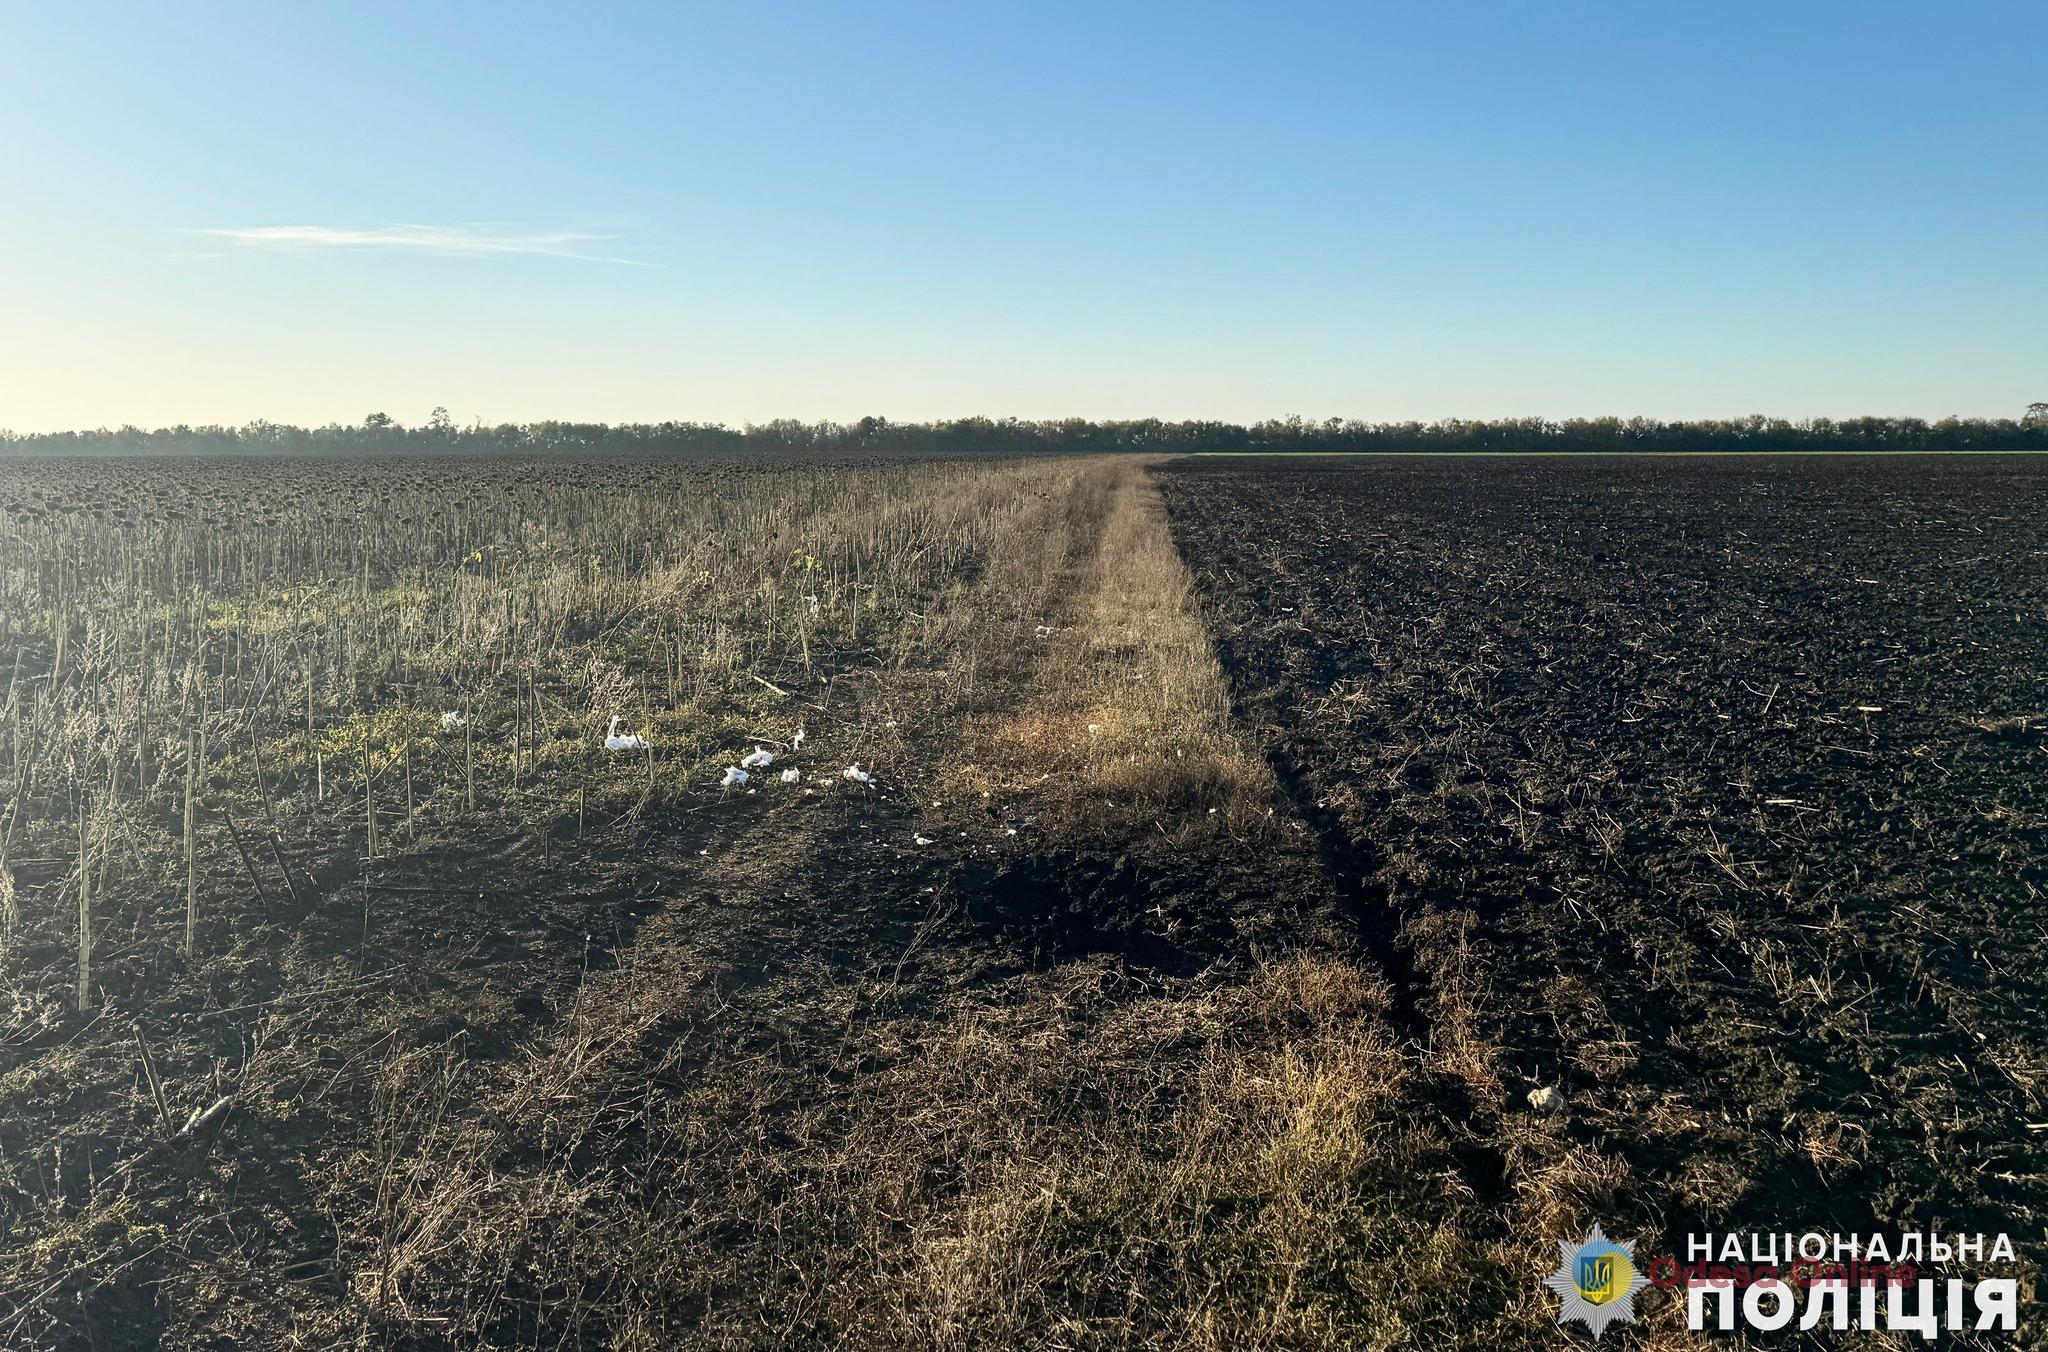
441,711,465,732
779,767,801,783
913,835,935,847
842,765,874,785
740,746,775,769
791,727,807,751
1034,625,1052,637
1087,723,1102,734
804,594,821,618
1528,1085,1567,1115
1856,705,1883,714
604,716,650,752
720,766,749,789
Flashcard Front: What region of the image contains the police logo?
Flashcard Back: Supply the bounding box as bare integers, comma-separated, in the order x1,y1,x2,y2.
1543,1226,1649,1338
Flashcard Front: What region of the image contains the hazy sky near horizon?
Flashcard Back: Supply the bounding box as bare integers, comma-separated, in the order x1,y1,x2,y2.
3,1,2043,432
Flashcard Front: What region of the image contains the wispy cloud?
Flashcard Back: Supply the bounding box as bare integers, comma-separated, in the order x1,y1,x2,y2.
199,223,649,265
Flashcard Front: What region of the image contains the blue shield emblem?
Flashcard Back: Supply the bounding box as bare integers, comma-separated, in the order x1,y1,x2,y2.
1576,1253,1616,1305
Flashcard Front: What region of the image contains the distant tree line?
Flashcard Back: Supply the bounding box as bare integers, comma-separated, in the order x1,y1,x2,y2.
3,408,2046,457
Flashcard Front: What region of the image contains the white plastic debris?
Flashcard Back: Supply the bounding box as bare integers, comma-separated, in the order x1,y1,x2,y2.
792,727,806,750
1087,723,1102,735
720,766,749,789
441,711,465,732
842,765,874,785
604,716,649,752
779,767,801,783
913,835,934,847
1528,1085,1567,1115
740,746,775,769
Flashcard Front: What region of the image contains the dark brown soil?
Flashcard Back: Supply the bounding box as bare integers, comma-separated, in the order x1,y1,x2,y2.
1158,454,2048,1294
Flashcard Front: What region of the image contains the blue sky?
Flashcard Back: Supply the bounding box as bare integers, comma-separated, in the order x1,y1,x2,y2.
2,1,2042,430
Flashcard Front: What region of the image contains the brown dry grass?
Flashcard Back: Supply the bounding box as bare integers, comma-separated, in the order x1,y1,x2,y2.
339,933,1526,1349
945,459,1280,846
